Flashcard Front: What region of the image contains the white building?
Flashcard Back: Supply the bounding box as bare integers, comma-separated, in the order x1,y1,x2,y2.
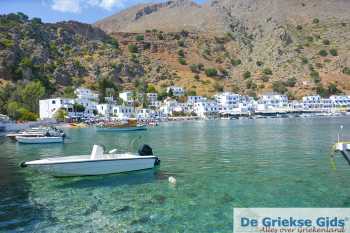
302,95,322,109
112,105,134,119
74,88,98,116
214,92,240,108
160,98,178,116
147,93,159,107
256,93,288,111
329,95,350,108
187,96,206,104
193,101,219,118
166,86,184,97
39,98,75,119
119,91,134,105
96,103,114,117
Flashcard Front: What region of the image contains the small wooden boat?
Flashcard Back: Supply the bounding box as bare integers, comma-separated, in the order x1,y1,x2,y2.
20,145,160,177
96,119,147,132
16,136,64,144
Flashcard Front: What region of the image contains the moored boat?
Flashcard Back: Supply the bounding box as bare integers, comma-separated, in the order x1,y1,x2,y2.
96,119,147,132
20,144,160,177
16,136,64,144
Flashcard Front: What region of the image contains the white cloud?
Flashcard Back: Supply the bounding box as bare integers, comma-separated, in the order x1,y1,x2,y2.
51,0,82,13
99,0,124,10
50,0,125,13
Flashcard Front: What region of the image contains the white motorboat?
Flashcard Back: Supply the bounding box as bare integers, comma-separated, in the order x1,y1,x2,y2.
7,127,65,140
20,144,160,177
16,136,64,144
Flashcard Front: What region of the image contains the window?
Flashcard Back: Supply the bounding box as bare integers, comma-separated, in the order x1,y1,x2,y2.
52,100,56,104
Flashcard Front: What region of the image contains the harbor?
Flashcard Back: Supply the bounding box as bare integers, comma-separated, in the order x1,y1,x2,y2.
1,117,350,232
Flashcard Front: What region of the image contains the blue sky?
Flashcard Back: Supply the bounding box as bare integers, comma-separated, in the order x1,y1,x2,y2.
0,0,206,23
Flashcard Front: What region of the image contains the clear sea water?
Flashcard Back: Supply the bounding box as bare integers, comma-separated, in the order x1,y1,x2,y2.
1,117,350,233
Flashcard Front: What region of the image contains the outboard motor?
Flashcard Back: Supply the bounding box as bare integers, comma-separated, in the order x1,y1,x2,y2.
138,144,153,156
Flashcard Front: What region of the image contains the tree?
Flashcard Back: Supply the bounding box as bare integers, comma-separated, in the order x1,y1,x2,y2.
263,68,273,75
319,50,328,57
205,68,218,77
146,84,157,93
343,67,350,75
243,71,251,79
20,81,45,113
73,103,85,112
7,101,21,120
63,86,76,98
135,35,144,41
178,49,185,57
313,18,319,24
178,57,187,65
97,78,117,103
128,44,138,53
327,83,341,95
329,49,338,56
272,81,288,94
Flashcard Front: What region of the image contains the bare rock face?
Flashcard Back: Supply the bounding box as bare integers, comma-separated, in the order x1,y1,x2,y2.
95,0,350,34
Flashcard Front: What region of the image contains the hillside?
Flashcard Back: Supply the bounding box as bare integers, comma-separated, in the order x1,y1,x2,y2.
1,1,350,119
95,0,350,98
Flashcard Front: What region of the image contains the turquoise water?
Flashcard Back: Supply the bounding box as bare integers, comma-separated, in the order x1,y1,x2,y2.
1,117,350,233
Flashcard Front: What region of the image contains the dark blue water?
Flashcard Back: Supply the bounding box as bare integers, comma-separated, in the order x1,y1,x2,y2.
1,117,350,232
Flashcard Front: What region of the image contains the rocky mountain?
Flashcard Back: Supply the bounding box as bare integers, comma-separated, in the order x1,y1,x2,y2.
95,0,350,98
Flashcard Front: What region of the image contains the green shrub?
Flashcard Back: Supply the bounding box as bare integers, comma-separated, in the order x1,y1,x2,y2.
190,64,199,73
261,75,269,82
128,44,138,53
194,74,200,80
285,77,297,87
178,49,185,57
319,50,328,57
243,71,251,80
178,57,187,65
0,38,14,48
135,35,144,41
205,68,218,77
246,80,257,90
231,59,242,66
306,36,314,42
301,57,308,64
296,25,303,30
342,67,350,75
178,40,185,47
313,18,319,24
263,68,273,75
256,61,263,67
327,83,341,95
329,49,338,56
272,81,288,94
310,70,320,83
322,39,330,45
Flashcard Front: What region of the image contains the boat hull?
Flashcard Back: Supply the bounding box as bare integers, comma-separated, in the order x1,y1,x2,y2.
26,157,157,177
16,136,64,144
96,126,147,132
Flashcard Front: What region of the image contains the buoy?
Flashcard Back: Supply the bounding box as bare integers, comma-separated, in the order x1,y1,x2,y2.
168,176,176,185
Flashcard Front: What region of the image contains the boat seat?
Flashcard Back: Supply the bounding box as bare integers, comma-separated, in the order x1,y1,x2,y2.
91,145,104,159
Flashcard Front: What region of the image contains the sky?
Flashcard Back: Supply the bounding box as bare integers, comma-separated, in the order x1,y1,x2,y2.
0,0,206,24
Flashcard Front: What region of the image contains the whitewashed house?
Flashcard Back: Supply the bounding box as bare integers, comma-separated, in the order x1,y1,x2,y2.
74,88,98,117
193,101,219,118
147,93,160,108
187,96,206,104
96,103,114,117
112,105,134,119
166,86,184,97
160,98,179,116
119,91,134,106
330,95,350,108
302,95,322,109
256,93,288,111
39,98,75,119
